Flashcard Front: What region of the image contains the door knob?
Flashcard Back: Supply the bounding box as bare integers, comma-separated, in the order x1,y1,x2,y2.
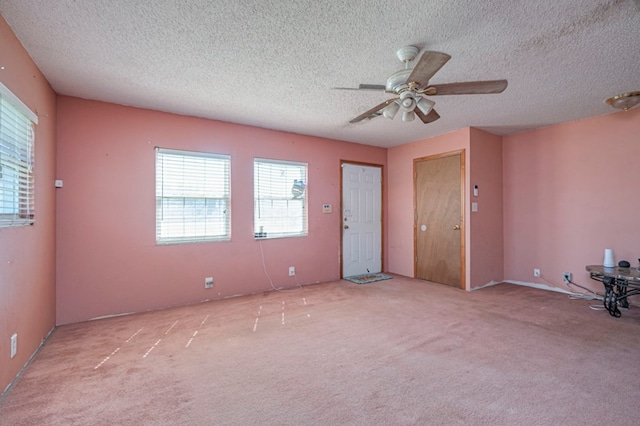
453,224,461,230
344,225,349,229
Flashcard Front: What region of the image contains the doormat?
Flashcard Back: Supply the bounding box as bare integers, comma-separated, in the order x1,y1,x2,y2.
345,273,393,285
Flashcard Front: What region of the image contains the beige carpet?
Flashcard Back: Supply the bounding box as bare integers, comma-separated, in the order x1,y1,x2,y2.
2,275,639,425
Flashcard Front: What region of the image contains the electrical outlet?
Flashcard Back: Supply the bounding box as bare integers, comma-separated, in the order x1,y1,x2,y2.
10,333,17,358
533,268,541,278
204,277,214,289
563,272,572,283
289,266,295,276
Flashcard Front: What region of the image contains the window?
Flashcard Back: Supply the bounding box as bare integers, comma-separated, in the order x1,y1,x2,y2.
155,148,230,244
0,82,37,228
254,158,307,239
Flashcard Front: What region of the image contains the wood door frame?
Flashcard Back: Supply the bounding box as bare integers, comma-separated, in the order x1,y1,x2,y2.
340,160,385,278
413,150,466,289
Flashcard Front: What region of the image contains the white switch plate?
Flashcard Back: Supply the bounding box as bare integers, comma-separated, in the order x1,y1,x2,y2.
472,202,478,212
10,333,17,358
54,179,63,188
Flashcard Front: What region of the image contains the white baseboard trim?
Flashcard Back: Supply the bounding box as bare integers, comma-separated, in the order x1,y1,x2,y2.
474,279,604,301
503,280,576,295
471,280,501,291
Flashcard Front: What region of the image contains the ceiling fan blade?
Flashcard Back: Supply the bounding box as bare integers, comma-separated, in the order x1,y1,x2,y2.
349,98,398,123
359,84,386,91
415,107,440,124
332,84,386,91
407,51,451,87
423,80,508,96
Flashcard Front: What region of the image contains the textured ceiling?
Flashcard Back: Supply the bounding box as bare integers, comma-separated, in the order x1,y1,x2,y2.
1,0,639,147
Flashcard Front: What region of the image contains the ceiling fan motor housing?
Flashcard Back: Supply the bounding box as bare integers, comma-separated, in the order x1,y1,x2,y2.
385,69,412,93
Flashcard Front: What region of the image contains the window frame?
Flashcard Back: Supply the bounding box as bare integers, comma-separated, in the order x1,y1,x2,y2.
253,158,308,240
0,82,37,228
155,147,231,245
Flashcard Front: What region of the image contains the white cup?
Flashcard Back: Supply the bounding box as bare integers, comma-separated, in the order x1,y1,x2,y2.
603,248,615,268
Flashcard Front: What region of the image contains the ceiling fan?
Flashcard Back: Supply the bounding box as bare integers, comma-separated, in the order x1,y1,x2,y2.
336,46,508,124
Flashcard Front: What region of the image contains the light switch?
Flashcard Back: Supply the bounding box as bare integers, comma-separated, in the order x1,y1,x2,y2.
322,204,332,213
472,202,478,212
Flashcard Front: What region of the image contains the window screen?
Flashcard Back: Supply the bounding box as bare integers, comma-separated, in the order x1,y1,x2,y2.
156,148,231,244
254,158,307,239
0,83,36,228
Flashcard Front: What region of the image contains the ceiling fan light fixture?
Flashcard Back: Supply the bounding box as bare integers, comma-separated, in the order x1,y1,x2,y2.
399,91,416,112
402,110,415,122
416,97,435,115
382,101,400,119
606,91,640,111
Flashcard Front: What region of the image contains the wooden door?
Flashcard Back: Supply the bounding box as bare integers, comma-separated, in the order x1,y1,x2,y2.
414,151,464,288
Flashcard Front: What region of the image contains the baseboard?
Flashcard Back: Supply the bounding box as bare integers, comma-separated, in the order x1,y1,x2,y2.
471,280,501,291
477,279,603,300
1,326,57,400
503,280,579,295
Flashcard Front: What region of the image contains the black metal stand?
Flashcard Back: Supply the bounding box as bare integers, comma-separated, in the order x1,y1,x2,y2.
586,265,640,318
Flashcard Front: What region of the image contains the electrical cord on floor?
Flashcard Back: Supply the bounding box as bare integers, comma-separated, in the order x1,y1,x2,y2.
541,274,612,311
259,239,303,292
540,273,603,301
565,281,608,311
566,279,603,299
588,304,607,311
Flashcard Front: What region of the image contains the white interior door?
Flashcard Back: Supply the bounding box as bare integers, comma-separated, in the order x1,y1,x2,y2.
341,163,382,277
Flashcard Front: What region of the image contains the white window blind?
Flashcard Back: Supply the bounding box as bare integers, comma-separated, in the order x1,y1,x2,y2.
254,158,307,239
156,148,231,244
0,86,36,228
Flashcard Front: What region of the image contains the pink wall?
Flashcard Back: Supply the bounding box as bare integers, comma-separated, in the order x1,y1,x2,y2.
469,129,504,288
56,97,387,324
503,108,640,293
387,128,471,284
0,16,57,394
